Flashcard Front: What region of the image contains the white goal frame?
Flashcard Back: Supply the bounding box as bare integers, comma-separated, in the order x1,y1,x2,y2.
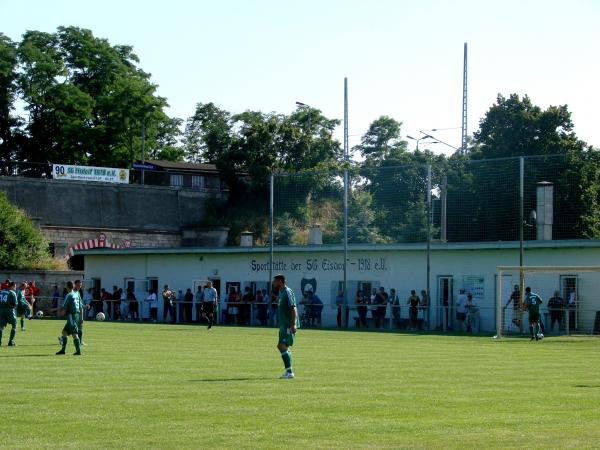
495,266,600,338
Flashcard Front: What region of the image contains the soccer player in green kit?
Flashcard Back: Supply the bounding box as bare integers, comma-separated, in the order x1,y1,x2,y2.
0,280,18,346
16,282,31,331
56,280,83,355
273,274,299,379
73,279,88,345
524,287,543,341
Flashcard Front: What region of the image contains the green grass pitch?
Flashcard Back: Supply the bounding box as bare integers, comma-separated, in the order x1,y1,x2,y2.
2,320,599,449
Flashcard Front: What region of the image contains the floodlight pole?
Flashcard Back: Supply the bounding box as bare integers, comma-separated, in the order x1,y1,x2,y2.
269,172,274,323
343,77,349,328
426,164,432,330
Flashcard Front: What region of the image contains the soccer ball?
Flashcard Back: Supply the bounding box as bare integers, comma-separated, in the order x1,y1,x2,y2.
537,333,544,340
35,310,44,318
96,312,106,321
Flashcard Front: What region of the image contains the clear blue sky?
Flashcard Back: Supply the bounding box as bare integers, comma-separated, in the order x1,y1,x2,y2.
2,0,599,154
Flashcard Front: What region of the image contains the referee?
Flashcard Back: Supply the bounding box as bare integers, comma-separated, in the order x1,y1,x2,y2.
202,281,218,330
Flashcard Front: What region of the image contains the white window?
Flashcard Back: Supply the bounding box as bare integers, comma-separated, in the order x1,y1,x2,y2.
192,175,203,189
170,174,183,187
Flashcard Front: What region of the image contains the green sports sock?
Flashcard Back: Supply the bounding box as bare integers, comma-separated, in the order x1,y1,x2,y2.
78,328,83,341
61,336,68,350
73,337,81,353
281,349,293,372
20,318,24,328
9,328,16,343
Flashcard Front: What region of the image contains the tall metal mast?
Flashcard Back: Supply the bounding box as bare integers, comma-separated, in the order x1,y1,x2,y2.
461,42,468,154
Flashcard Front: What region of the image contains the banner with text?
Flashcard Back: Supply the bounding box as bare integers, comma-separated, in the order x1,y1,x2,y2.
52,164,129,184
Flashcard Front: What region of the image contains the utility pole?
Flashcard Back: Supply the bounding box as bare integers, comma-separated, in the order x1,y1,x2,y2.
461,42,468,154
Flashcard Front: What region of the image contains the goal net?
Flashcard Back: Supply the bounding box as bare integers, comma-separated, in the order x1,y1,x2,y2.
495,266,600,338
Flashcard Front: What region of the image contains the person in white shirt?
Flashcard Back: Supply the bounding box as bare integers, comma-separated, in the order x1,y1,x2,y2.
146,289,158,322
456,288,468,332
83,288,94,319
194,285,204,323
466,293,480,333
202,281,218,330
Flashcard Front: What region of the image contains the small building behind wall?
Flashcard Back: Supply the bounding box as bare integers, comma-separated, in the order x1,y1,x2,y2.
79,240,600,333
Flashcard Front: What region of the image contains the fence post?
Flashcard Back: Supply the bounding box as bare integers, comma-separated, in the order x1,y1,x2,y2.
519,156,525,309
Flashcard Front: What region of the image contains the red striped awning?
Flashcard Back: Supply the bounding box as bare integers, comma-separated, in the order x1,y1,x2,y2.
66,238,122,258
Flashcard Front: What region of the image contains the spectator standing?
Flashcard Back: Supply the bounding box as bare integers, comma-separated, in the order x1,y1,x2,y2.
300,291,312,327
420,289,430,329
182,288,193,323
335,290,345,328
373,287,388,329
241,286,254,326
162,285,176,323
269,288,278,327
505,284,523,333
176,290,184,324
83,288,94,319
194,285,204,323
226,286,240,325
127,288,139,321
389,288,401,329
101,288,110,319
111,286,121,321
146,289,158,322
455,289,468,332
24,282,34,320
91,287,102,316
567,288,577,331
466,293,480,333
355,290,368,328
256,289,268,326
407,290,420,331
119,287,127,321
547,290,564,333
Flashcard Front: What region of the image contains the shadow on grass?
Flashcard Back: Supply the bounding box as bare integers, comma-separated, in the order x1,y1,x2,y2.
574,385,600,388
12,344,58,347
0,354,52,358
188,377,267,383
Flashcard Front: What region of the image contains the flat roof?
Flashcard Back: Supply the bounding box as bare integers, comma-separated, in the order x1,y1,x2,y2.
77,239,600,256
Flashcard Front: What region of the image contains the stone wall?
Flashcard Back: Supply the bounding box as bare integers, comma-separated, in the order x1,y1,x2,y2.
0,176,222,231
0,176,227,251
42,226,181,257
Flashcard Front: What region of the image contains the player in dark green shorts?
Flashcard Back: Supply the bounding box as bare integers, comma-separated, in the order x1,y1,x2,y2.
524,287,543,341
16,282,31,331
0,280,18,346
273,274,299,379
72,280,88,345
56,281,82,355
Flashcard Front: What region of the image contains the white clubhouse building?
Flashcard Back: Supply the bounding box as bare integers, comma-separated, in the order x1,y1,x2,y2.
80,239,600,334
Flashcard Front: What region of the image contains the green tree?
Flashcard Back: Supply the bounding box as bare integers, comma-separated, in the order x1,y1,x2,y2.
13,26,179,167
0,34,20,160
462,93,600,241
0,191,54,269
